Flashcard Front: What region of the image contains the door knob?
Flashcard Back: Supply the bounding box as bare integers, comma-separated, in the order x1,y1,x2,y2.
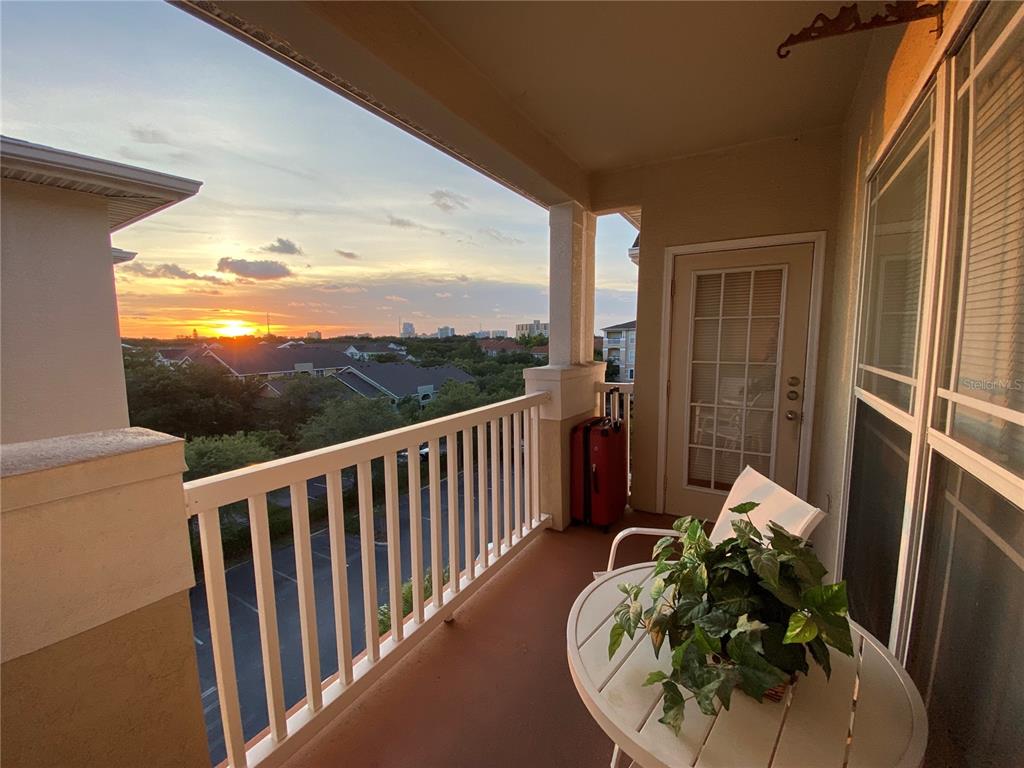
785,410,801,421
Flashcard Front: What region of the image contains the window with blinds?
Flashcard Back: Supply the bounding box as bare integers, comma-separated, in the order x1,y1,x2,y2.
934,13,1024,478
857,94,935,413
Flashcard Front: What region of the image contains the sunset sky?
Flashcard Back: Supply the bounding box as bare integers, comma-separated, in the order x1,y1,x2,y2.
1,1,638,340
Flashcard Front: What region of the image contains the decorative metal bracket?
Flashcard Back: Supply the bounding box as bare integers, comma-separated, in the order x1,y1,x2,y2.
777,2,945,59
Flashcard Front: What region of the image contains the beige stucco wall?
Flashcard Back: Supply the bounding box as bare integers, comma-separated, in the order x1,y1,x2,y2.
604,9,959,573
599,126,843,517
1,179,130,443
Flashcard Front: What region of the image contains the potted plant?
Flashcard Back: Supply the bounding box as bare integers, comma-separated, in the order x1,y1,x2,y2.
608,503,853,733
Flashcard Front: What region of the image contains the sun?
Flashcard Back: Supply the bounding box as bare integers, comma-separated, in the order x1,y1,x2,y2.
212,319,258,338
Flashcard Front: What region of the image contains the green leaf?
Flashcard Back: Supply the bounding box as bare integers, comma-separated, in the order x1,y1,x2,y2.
801,582,849,616
814,611,854,657
784,610,819,644
731,518,763,546
734,614,769,635
694,608,735,638
761,622,809,675
782,547,828,587
727,634,788,700
758,575,802,609
748,548,780,586
659,680,686,734
652,536,678,560
807,636,832,679
730,501,760,516
643,670,669,687
767,521,804,553
608,622,625,659
716,667,741,710
672,515,696,533
650,577,667,603
690,624,721,656
713,550,750,576
675,594,708,625
648,609,672,657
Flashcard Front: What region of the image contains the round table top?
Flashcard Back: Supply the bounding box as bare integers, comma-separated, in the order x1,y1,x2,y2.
567,563,927,768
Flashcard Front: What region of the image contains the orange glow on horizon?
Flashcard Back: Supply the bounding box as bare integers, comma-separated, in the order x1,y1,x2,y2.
209,319,260,338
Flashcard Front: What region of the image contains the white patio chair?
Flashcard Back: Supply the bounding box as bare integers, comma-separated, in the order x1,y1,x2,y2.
601,466,825,768
596,466,825,578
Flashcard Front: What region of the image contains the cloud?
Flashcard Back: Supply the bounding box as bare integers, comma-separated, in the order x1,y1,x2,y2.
259,237,303,255
335,249,360,260
119,261,225,284
216,257,292,280
129,125,174,145
480,227,525,246
435,291,453,299
316,283,366,293
384,294,409,303
429,189,469,213
385,213,447,236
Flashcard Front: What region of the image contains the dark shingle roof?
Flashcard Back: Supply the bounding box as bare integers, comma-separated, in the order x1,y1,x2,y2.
338,362,473,399
200,344,356,375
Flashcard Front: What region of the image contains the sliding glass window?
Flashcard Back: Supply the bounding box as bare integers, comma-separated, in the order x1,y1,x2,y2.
857,94,936,413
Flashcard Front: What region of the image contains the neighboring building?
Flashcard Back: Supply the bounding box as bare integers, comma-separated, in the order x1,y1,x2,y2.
436,326,455,338
514,320,549,338
478,338,526,356
399,321,416,338
159,342,356,379
333,361,473,404
602,320,637,382
469,329,508,338
306,330,322,340
344,341,409,361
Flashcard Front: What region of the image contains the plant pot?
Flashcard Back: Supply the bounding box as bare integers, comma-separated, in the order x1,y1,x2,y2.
763,674,798,703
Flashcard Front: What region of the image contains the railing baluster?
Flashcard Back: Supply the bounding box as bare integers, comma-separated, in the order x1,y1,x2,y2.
446,432,460,594
290,482,323,712
489,419,500,556
513,410,524,538
407,445,425,625
462,428,475,581
248,495,287,743
476,424,489,568
623,392,632,497
356,461,380,662
383,453,403,642
530,406,541,523
325,470,353,685
197,508,247,768
501,414,512,549
428,437,443,609
522,411,532,529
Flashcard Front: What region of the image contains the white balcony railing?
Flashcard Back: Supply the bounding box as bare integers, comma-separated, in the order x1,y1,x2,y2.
597,381,633,498
184,392,550,768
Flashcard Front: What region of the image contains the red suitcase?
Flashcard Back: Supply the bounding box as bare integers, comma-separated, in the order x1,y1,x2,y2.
570,416,628,530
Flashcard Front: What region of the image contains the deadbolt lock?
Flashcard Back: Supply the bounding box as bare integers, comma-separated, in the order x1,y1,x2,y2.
787,376,801,387
787,390,799,401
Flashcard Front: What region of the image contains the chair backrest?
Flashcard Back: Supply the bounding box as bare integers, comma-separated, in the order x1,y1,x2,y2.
708,466,824,544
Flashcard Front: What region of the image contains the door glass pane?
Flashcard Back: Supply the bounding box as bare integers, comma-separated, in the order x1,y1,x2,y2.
857,93,934,412
907,455,1023,767
686,268,783,489
843,401,911,642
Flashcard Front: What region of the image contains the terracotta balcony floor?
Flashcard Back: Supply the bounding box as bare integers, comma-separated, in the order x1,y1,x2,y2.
282,510,666,768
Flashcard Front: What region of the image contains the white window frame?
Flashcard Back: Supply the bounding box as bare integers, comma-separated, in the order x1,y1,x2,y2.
842,2,1024,663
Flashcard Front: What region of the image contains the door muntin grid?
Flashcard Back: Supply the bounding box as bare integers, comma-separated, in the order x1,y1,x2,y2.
684,265,787,491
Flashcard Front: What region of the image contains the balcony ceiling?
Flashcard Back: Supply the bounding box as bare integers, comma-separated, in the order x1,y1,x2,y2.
412,1,872,173
183,1,874,209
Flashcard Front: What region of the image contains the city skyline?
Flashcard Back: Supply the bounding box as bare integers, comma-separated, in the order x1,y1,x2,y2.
1,1,639,339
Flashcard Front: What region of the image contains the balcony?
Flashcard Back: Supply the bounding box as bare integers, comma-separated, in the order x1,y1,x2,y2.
185,384,635,766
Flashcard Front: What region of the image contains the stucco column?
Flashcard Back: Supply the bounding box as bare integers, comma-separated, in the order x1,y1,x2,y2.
525,201,604,530
1,428,209,768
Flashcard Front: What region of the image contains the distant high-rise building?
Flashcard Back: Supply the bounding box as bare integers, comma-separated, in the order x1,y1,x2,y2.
489,330,508,338
515,320,549,338
437,326,455,338
400,321,416,338
306,330,322,340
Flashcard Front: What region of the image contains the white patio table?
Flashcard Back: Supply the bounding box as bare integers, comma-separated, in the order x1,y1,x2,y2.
567,563,928,768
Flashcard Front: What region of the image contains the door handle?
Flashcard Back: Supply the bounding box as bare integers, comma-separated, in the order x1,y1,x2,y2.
785,410,801,421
